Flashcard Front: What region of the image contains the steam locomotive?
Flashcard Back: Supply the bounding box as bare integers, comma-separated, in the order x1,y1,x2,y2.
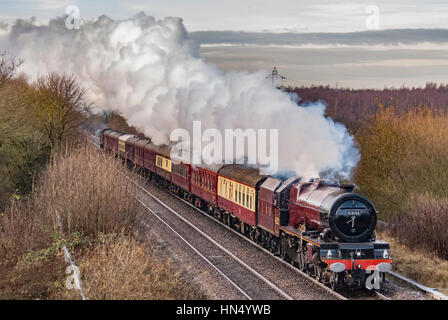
95,128,391,290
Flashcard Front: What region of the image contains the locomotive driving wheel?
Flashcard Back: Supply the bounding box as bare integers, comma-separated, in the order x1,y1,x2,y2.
297,250,307,271
330,272,340,291
313,265,322,282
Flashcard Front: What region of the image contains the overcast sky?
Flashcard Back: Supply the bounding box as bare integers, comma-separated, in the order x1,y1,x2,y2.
1,0,448,32
1,0,448,88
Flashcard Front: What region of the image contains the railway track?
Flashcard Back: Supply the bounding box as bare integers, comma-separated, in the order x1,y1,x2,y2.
139,175,392,301
116,166,385,300
84,131,398,300
137,194,292,300
115,169,343,299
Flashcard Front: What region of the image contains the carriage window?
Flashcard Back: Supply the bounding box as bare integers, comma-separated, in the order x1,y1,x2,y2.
239,186,241,204
225,180,227,197
229,182,231,200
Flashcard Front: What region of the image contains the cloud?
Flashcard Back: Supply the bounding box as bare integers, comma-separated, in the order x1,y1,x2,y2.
190,29,448,47
7,0,72,10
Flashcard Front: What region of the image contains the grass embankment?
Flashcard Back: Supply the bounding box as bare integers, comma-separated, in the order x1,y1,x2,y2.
356,107,448,290
0,145,206,299
377,231,448,295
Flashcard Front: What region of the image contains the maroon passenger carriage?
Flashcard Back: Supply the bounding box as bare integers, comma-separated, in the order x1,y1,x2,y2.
216,165,264,234
96,128,391,290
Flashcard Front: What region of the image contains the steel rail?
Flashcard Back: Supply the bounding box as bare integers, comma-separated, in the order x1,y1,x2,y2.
122,172,295,300
137,199,253,300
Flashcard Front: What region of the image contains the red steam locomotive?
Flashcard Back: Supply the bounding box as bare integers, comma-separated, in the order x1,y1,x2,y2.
97,128,392,290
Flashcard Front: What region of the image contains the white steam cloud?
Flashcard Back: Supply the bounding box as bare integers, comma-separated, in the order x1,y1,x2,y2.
3,13,359,179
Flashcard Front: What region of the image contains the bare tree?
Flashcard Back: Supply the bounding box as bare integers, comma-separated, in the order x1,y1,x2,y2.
0,52,22,88
32,73,88,150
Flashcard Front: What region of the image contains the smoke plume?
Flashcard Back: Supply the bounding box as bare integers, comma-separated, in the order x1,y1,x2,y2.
3,13,359,178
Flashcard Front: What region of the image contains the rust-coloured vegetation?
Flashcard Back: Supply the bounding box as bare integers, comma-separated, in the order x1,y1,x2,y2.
0,145,206,299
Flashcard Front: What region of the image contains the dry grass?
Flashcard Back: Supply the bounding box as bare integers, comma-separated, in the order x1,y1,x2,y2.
0,144,138,299
0,199,52,272
1,143,206,299
378,231,448,295
77,235,207,300
37,144,138,238
391,194,448,260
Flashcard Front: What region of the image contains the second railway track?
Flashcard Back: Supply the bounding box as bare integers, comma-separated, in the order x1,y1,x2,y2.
121,170,347,300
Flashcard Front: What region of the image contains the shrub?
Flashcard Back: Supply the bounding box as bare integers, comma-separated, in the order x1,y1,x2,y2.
36,145,139,238
391,194,448,260
77,235,207,300
0,199,52,269
0,144,140,299
355,107,448,219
